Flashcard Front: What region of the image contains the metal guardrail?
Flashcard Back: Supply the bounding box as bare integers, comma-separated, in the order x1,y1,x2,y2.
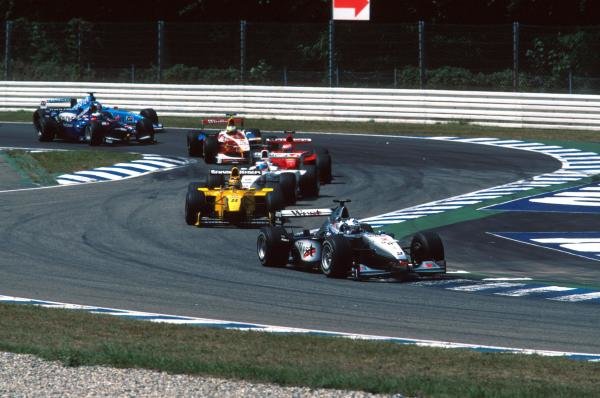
2,81,600,130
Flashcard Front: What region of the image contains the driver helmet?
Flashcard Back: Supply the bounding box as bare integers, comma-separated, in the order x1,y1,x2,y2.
339,218,362,234
228,167,242,188
90,101,102,114
255,161,269,171
225,118,237,134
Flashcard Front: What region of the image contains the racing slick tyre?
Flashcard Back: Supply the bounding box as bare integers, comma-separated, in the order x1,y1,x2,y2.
185,183,208,225
203,134,219,164
136,118,155,144
140,108,159,125
207,173,225,188
266,185,285,214
315,148,332,184
321,235,352,278
410,231,445,265
187,132,204,157
36,113,57,142
257,226,290,267
299,164,320,198
278,172,297,205
86,121,104,146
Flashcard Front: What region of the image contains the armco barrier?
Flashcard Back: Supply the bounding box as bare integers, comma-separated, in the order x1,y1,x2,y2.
2,81,600,130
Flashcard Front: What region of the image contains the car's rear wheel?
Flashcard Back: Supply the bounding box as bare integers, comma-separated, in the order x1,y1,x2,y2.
299,164,319,198
278,172,297,205
321,235,352,278
204,134,218,164
37,114,57,142
410,231,445,265
187,132,204,157
136,118,155,143
207,173,225,188
315,148,332,183
257,226,290,267
266,184,285,214
140,108,159,125
185,183,208,225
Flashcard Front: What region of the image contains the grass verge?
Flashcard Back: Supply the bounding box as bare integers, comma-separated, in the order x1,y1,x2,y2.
2,110,600,143
4,149,141,185
1,303,598,398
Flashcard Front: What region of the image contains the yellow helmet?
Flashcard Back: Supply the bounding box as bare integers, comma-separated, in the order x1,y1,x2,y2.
228,167,241,188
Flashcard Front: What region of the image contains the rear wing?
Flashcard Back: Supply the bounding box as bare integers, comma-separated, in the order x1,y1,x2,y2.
275,208,333,218
202,116,244,129
266,137,312,144
210,169,262,176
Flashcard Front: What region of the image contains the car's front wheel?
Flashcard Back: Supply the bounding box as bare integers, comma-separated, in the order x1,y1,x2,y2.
410,231,445,265
257,226,290,267
321,235,352,278
86,122,104,146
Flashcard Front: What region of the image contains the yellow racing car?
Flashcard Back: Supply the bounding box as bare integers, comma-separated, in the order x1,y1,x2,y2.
185,167,285,227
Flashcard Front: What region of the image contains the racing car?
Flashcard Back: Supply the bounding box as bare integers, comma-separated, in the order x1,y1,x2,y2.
185,167,285,227
256,200,446,280
264,131,332,184
33,93,162,145
234,152,320,205
187,116,262,164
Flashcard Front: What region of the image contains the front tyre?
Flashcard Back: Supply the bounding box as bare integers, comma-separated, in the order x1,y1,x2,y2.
410,231,445,265
187,132,204,157
203,134,219,164
321,235,352,278
140,108,159,125
185,183,208,225
86,121,104,146
278,172,297,205
257,226,290,267
136,118,155,143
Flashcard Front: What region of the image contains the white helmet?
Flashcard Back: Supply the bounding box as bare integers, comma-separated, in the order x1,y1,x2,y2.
339,218,361,234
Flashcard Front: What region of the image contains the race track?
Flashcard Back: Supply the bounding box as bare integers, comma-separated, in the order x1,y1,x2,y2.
1,122,599,354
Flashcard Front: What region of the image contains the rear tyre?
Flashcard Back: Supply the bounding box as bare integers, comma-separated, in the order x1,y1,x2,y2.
299,164,319,198
266,184,285,214
86,121,104,146
187,132,204,157
315,148,332,183
257,226,290,267
185,183,208,225
410,231,445,265
207,173,225,188
36,114,57,142
204,134,218,164
321,235,352,278
140,108,159,125
278,172,297,205
136,118,155,143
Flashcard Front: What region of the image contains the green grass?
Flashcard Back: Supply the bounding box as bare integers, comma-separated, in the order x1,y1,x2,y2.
3,110,600,143
1,303,598,398
4,149,141,185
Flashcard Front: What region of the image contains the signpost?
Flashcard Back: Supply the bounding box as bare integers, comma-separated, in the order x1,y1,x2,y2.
332,0,370,21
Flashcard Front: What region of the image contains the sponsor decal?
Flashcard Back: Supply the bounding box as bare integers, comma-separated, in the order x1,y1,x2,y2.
303,244,317,259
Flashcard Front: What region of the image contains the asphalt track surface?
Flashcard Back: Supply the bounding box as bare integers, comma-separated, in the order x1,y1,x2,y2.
1,122,599,354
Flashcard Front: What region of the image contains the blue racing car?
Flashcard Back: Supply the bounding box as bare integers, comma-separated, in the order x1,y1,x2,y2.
32,93,163,146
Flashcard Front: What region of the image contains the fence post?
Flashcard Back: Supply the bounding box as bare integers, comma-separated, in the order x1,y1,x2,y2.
328,20,335,87
283,66,287,86
418,20,426,89
568,70,573,94
240,20,246,84
4,20,13,81
512,22,519,92
157,20,165,83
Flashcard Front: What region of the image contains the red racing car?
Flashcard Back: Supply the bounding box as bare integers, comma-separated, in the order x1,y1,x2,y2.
264,131,332,183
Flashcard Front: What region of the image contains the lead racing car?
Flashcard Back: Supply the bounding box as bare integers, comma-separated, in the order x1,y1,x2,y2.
33,93,162,145
256,200,446,280
185,167,285,227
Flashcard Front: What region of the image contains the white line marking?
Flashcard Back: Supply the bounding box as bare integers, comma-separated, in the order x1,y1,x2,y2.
448,282,527,292
495,286,576,297
549,292,600,302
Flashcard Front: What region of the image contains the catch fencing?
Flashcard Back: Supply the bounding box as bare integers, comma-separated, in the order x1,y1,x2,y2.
2,80,600,131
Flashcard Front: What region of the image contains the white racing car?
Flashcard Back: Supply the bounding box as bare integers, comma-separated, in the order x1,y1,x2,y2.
256,200,447,281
